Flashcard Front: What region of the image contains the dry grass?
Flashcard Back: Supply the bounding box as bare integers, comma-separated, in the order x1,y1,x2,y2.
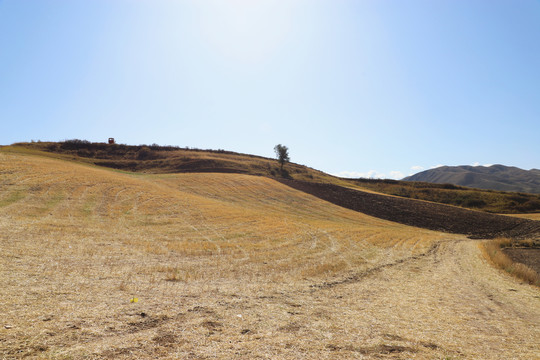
9,142,540,214
481,238,540,286
505,213,540,221
1,149,539,359
351,178,540,214
4,142,347,185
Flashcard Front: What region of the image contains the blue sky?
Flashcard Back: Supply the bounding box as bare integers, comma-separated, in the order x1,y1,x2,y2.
1,0,539,179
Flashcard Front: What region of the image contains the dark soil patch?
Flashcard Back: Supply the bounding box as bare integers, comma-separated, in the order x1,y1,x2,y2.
278,179,540,239
152,332,179,346
503,248,540,274
201,320,222,331
326,343,417,355
127,315,170,334
100,346,140,358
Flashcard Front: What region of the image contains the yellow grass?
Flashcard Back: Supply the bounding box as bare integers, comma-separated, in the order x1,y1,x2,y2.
505,213,540,221
2,142,351,186
1,150,539,359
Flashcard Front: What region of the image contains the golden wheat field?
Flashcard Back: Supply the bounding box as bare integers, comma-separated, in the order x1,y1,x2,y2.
1,150,539,359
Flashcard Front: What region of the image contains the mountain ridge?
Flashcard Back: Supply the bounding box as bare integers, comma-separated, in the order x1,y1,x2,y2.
403,164,540,194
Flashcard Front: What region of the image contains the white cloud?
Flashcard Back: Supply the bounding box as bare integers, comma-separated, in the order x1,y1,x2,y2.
333,170,385,179
431,164,444,169
472,162,493,167
365,170,386,179
332,171,365,178
410,165,424,171
333,170,404,180
389,171,405,179
332,170,385,179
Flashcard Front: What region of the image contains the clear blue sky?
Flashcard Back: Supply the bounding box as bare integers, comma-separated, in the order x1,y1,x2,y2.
1,1,539,179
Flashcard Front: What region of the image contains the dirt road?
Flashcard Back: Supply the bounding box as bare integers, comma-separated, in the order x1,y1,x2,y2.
74,237,538,359
299,238,540,359
135,236,540,359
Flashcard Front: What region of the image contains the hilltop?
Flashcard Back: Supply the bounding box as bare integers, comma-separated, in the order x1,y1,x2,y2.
5,140,540,215
5,141,540,215
404,164,540,194
7,140,337,183
2,141,540,232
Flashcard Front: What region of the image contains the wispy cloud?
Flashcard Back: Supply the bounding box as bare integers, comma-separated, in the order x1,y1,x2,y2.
333,170,384,179
334,170,404,180
472,162,493,167
430,164,444,169
411,165,424,171
389,171,405,179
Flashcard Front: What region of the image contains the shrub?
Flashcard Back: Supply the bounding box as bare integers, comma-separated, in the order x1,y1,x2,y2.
137,147,156,160
61,139,91,150
463,199,487,208
77,149,95,158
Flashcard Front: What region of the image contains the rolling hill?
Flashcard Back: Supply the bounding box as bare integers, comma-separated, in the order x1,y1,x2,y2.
4,141,540,214
403,164,540,194
1,144,540,359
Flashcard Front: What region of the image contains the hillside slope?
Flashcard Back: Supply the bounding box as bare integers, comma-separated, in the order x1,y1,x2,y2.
279,179,540,239
5,141,540,214
6,140,342,184
2,150,540,359
404,164,540,194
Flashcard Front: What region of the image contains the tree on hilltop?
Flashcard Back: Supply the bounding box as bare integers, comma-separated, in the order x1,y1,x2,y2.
274,144,290,171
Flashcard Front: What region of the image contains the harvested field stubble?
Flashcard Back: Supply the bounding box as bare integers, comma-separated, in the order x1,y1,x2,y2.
1,150,540,359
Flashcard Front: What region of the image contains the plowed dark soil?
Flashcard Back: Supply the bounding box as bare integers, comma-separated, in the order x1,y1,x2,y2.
278,179,540,239
503,248,540,273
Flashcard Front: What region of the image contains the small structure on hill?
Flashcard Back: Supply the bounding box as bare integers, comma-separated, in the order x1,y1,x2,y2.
108,138,115,144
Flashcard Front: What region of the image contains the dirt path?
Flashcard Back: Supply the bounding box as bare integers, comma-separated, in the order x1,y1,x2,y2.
311,238,540,359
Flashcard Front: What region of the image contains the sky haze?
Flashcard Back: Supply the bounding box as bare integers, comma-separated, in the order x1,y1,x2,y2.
1,0,539,178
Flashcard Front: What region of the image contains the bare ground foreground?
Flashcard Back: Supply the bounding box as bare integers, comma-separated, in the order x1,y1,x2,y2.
1,151,540,359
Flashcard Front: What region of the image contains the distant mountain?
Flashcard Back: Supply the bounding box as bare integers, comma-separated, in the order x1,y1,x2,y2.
403,165,540,194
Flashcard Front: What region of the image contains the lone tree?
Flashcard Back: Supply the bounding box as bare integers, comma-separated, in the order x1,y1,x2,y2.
274,144,290,171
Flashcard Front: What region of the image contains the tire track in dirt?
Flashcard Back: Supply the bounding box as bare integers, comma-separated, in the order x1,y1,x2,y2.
309,241,443,290
317,238,540,359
